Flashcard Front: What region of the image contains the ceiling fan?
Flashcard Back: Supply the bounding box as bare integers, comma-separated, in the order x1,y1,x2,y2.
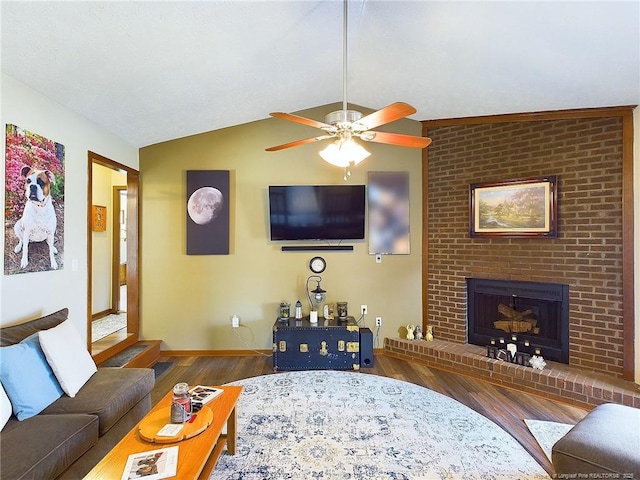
265,0,431,176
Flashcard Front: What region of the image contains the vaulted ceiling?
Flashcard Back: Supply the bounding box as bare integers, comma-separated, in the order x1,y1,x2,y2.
2,1,638,148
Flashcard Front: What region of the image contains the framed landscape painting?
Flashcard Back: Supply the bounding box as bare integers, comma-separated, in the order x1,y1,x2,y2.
469,176,557,238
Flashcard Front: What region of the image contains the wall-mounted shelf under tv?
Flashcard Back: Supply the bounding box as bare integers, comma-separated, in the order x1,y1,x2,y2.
281,246,354,252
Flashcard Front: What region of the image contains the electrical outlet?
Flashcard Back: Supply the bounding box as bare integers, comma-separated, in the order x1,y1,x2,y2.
361,305,367,315
376,317,382,326
232,315,240,328
375,254,382,264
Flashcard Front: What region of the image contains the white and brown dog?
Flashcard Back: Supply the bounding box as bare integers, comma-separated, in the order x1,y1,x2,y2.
13,165,58,270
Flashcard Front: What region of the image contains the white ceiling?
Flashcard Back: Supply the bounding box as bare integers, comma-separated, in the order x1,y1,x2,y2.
2,1,639,148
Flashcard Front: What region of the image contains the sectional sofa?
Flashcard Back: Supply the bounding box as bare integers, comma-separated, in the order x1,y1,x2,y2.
0,308,155,479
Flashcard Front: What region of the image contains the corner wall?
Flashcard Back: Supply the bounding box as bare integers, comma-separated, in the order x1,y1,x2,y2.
1,74,138,338
139,103,424,351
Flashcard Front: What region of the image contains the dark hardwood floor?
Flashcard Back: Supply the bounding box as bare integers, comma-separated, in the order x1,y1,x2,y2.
151,353,588,475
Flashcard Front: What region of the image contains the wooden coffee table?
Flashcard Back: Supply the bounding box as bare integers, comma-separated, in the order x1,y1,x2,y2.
84,385,243,480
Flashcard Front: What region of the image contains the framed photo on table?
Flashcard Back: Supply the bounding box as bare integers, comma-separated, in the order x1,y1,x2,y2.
469,176,557,238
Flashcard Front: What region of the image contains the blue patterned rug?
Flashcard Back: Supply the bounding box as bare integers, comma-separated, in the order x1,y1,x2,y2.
212,371,549,480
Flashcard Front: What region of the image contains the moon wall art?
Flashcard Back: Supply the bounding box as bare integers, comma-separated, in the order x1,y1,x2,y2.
186,170,229,255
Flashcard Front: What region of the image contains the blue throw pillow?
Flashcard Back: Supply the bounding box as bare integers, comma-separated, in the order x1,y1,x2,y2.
0,333,64,420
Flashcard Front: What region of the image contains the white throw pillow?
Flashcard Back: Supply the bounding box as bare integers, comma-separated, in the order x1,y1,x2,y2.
38,320,97,397
0,382,12,430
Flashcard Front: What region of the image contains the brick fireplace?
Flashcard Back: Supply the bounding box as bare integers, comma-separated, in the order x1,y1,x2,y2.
421,108,634,380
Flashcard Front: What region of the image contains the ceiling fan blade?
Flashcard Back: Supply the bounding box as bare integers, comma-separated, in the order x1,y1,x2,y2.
266,135,333,152
270,112,333,130
356,102,417,130
360,131,432,149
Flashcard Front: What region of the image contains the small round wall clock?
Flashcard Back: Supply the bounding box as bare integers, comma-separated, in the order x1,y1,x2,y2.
309,256,326,274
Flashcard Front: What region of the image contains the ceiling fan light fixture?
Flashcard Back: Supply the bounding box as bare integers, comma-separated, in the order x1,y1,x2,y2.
319,138,371,168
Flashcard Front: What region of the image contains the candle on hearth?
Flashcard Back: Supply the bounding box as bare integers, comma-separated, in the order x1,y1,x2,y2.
534,348,541,355
524,340,530,347
499,338,505,344
511,334,518,342
490,339,496,345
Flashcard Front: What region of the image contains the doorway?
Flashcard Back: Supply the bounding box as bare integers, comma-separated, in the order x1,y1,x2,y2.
112,187,127,315
88,151,140,360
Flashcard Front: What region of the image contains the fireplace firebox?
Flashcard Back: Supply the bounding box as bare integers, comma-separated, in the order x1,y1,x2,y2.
467,278,569,363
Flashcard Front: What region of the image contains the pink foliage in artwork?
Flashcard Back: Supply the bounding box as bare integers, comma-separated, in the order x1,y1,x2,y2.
4,125,65,221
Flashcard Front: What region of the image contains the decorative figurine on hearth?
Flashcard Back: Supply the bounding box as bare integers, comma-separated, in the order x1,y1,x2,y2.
529,355,547,370
415,325,423,340
406,324,415,340
425,325,434,342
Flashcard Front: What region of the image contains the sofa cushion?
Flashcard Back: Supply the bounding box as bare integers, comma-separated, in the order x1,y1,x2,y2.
552,403,640,476
39,320,97,397
42,367,155,436
0,308,68,347
0,333,64,420
0,382,12,431
0,413,98,480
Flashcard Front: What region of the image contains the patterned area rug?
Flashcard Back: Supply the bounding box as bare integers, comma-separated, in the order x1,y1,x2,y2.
212,371,550,480
524,419,574,463
91,313,126,342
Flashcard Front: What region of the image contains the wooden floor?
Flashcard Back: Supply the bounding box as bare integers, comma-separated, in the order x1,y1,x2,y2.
150,353,588,476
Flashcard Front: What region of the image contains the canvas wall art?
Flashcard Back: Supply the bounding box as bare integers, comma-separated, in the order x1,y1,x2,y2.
186,170,230,255
368,171,410,255
4,124,65,274
469,176,558,238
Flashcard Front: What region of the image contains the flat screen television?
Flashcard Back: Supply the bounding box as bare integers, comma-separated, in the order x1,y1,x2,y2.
269,185,366,241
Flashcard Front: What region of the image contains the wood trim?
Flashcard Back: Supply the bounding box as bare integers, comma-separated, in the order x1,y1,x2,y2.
421,106,636,380
111,187,125,314
622,111,635,380
91,309,112,321
162,349,274,357
90,150,139,175
422,105,637,128
92,333,138,366
161,348,386,357
88,151,140,353
87,154,93,347
422,124,430,332
126,173,140,336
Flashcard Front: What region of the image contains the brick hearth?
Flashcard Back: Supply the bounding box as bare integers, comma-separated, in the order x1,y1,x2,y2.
384,338,640,410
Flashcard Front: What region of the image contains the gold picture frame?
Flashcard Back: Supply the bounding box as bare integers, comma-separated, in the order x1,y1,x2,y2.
469,176,557,238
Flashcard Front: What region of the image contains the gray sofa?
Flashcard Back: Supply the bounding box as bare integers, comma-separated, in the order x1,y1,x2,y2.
0,308,155,479
552,402,640,478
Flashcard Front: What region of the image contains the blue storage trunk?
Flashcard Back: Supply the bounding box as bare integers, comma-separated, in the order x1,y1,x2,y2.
273,317,360,371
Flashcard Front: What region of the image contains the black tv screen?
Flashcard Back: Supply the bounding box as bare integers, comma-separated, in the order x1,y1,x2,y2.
269,185,366,241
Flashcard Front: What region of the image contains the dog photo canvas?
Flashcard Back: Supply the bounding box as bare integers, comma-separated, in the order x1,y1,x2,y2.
5,124,65,274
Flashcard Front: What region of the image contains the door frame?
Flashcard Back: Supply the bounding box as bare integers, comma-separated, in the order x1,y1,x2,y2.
112,186,127,313
88,151,140,349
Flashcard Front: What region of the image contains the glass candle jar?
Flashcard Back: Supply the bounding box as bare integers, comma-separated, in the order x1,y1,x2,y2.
171,382,192,423
279,302,290,320
337,302,348,319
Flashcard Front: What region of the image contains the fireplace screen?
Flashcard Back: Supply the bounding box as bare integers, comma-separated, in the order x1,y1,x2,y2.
467,278,569,363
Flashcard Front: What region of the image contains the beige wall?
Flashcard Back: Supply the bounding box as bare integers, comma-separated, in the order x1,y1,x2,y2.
139,103,423,351
91,164,126,314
